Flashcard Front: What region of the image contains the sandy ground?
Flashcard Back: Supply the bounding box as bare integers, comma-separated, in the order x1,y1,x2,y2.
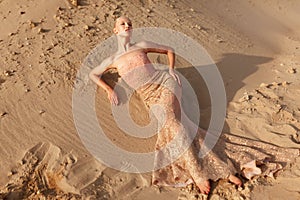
0,0,300,199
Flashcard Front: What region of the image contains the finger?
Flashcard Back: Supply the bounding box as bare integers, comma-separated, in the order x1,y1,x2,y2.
114,96,119,105
113,94,118,106
175,74,181,86
110,97,115,105
172,74,177,81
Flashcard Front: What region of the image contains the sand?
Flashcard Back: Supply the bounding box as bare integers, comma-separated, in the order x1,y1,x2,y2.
0,0,300,199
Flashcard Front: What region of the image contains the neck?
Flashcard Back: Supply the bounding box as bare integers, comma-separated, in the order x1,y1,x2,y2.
117,35,131,53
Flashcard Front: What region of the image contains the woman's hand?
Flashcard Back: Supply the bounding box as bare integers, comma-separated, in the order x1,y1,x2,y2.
107,89,119,106
169,68,181,86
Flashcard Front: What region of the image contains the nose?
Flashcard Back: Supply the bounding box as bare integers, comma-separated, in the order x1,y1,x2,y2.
125,23,130,28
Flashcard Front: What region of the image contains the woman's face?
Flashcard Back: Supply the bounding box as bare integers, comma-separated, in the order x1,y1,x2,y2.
113,17,132,36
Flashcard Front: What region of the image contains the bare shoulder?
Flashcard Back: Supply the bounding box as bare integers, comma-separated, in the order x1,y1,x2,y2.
133,41,173,54
134,41,158,49
90,54,118,75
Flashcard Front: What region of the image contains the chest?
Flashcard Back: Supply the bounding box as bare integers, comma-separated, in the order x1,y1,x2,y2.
115,51,150,74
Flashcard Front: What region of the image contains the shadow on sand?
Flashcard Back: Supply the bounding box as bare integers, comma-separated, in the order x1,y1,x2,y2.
178,53,273,130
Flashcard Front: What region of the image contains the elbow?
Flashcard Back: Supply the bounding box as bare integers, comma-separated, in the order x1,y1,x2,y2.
168,47,175,54
89,71,99,81
89,71,94,80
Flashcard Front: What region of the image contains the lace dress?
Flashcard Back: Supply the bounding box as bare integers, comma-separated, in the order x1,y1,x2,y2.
117,50,299,187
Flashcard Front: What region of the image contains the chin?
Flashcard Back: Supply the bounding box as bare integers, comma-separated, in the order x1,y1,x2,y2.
118,30,132,37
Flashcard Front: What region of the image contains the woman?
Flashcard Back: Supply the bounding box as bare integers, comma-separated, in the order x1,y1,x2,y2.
89,16,299,194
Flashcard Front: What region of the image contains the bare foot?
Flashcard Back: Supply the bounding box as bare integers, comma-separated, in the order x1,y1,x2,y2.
196,180,210,194
228,175,242,187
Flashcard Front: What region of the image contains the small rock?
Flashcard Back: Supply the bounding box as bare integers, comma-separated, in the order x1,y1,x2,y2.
20,11,26,15
111,4,119,10
8,169,17,176
170,4,175,8
84,25,90,30
38,28,46,33
56,6,64,11
237,186,243,191
259,83,269,88
64,22,72,27
1,112,8,117
38,80,44,88
281,81,289,86
287,68,296,74
190,8,194,12
25,89,30,93
146,8,152,13
194,24,202,30
291,132,300,144
28,21,37,28
39,110,45,115
239,93,252,102
4,70,14,76
280,63,284,66
187,183,193,192
217,38,224,43
271,82,279,86
68,0,78,6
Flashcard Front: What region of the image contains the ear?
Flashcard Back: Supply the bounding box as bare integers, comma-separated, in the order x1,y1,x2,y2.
113,27,118,34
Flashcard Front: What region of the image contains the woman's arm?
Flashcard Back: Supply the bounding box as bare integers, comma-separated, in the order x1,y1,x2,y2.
89,57,119,105
138,41,181,85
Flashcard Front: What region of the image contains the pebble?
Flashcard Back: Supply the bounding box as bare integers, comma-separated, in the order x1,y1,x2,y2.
69,0,78,6
28,21,37,28
187,183,193,192
4,70,14,76
64,22,72,27
271,81,279,86
84,24,90,30
281,81,289,86
288,68,296,74
259,83,269,88
190,8,194,12
194,24,202,30
1,112,8,117
38,28,46,33
217,38,225,43
239,94,252,102
39,110,45,115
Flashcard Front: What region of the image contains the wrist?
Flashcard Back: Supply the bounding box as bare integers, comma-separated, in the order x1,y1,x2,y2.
104,86,113,94
169,68,175,73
